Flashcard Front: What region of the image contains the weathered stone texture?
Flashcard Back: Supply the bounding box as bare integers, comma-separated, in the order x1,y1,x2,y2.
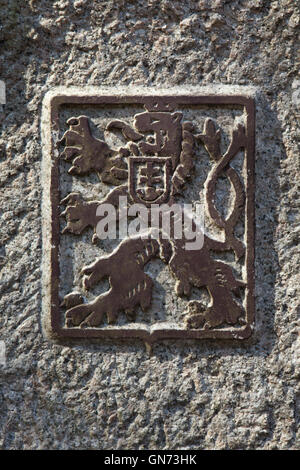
0,0,299,449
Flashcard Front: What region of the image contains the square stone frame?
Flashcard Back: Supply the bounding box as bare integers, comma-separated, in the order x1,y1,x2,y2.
41,89,255,343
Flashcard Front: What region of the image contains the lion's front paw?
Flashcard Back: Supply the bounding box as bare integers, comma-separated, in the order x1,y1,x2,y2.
60,193,98,235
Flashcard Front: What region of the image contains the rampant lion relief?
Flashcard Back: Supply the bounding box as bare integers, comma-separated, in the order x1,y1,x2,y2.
42,91,255,345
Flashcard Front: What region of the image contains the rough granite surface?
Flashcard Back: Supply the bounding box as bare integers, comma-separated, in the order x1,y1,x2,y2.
0,0,299,450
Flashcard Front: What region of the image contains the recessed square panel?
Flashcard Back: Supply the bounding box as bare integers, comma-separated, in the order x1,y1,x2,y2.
42,90,255,344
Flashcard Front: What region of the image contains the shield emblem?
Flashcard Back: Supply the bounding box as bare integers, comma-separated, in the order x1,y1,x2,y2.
129,157,172,206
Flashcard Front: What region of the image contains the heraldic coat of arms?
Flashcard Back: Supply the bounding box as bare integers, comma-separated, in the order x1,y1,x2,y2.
42,90,255,344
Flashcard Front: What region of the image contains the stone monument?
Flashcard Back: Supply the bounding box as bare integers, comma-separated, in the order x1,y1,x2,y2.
0,0,299,450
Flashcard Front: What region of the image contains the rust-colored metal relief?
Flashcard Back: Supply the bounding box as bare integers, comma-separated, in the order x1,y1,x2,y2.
43,92,255,344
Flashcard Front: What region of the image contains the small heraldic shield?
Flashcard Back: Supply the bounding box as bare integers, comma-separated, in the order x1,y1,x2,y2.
129,156,172,206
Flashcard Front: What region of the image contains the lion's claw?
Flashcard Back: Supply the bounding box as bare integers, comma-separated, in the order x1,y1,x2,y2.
59,115,113,175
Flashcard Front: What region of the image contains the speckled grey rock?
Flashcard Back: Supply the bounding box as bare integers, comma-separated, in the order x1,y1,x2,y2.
0,0,299,450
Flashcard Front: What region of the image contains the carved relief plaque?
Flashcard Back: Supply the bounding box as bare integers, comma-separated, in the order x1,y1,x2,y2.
42,90,255,344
